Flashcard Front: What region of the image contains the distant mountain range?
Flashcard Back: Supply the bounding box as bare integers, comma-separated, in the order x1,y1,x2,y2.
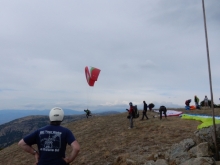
0,111,121,149
0,109,124,125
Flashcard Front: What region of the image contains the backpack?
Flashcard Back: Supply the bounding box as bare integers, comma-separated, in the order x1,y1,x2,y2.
132,105,139,118
149,103,155,109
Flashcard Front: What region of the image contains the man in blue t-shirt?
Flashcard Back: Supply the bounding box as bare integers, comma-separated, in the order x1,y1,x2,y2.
18,107,80,165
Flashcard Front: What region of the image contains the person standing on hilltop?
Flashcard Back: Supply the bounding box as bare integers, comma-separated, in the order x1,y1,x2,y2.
141,101,149,120
18,107,80,165
204,95,209,108
194,95,200,109
126,102,134,129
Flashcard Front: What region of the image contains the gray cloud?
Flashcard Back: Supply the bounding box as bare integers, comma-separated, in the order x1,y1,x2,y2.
0,0,220,111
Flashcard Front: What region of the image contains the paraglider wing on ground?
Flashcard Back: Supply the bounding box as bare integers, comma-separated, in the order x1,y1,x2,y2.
181,114,220,129
153,110,183,117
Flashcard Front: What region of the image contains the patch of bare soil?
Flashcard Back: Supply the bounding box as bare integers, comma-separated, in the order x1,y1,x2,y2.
0,107,219,165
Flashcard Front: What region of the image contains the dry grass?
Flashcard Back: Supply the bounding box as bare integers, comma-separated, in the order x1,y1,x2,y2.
0,107,219,165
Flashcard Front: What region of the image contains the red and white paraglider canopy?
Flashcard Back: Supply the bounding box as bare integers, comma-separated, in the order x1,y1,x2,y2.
85,66,101,86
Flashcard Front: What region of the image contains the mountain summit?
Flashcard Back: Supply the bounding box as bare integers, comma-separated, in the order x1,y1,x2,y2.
0,109,213,164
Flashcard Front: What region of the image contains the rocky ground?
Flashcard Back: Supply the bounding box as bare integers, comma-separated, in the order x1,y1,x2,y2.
0,107,219,165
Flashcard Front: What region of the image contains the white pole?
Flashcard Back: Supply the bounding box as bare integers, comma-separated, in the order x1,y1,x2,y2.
202,0,219,160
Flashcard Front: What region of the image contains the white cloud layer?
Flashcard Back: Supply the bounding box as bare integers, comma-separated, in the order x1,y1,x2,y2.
0,0,220,111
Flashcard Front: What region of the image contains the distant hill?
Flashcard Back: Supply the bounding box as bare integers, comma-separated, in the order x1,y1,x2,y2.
0,111,120,149
0,109,85,125
0,109,125,125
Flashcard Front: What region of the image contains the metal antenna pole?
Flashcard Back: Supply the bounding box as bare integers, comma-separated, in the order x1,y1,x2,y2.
202,0,219,160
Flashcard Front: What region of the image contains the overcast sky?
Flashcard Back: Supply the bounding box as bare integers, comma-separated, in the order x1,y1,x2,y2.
0,0,220,111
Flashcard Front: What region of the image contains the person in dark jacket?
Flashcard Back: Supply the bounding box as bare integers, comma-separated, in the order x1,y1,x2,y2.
185,99,191,110
159,105,167,120
84,109,92,118
141,101,149,120
185,99,191,106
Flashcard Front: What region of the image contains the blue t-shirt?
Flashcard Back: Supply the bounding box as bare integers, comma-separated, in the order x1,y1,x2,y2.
23,125,76,165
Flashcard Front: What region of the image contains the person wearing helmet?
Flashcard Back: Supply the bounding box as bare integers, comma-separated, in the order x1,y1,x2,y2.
126,102,134,129
18,107,80,165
